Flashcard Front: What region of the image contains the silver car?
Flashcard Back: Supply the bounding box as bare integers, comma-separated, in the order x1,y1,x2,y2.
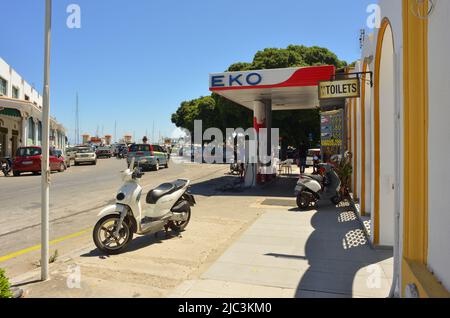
74,147,97,166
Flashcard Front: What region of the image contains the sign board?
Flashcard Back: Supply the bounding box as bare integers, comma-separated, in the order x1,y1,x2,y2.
318,78,360,100
321,109,345,161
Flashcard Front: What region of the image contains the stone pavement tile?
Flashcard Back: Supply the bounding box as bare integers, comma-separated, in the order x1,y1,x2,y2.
237,234,307,248
187,280,253,298
223,241,298,257
170,279,296,298
218,249,257,264
243,227,316,239
244,254,310,271
202,261,302,289
247,285,294,298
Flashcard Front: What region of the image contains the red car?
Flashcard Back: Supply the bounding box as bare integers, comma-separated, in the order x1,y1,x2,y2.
13,146,66,177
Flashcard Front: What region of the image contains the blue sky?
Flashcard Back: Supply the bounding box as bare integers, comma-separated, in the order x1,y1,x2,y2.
0,0,373,143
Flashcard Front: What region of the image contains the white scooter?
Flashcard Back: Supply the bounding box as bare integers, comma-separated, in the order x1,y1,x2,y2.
93,158,196,254
294,163,342,210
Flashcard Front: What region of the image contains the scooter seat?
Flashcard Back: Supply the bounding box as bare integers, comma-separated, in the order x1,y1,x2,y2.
146,180,187,204
302,174,324,183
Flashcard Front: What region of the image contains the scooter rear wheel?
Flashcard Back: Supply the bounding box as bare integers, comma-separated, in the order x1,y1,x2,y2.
93,215,133,255
169,205,191,232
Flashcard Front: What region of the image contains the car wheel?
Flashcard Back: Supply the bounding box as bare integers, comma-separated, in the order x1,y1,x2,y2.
153,160,160,171
59,163,66,172
93,160,97,166
13,171,21,177
165,159,169,168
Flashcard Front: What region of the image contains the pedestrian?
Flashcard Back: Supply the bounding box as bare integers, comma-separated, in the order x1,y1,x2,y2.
298,142,307,174
313,153,320,174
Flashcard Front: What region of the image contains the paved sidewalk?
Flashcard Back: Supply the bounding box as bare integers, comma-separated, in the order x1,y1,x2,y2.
170,200,393,298
10,174,393,298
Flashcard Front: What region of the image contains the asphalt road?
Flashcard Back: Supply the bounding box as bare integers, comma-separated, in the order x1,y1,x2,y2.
0,157,230,277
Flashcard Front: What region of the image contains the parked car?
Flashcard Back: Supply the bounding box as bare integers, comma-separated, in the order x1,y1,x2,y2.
66,147,77,166
127,144,169,171
12,146,66,176
112,143,127,157
54,149,71,168
74,146,97,166
96,146,112,159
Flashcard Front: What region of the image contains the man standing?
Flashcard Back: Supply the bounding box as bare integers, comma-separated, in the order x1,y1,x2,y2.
298,142,307,174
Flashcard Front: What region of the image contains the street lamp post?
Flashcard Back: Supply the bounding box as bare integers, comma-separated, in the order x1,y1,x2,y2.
41,0,52,281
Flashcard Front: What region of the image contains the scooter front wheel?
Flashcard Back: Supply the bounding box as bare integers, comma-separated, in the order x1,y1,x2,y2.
296,191,311,210
93,215,133,255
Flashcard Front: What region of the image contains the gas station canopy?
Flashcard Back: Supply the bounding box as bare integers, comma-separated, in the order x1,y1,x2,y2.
209,65,343,110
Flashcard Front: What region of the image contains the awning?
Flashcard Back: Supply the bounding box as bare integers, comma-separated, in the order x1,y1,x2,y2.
209,65,344,110
0,107,21,117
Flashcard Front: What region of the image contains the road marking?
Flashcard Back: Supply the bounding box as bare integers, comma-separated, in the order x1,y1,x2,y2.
0,227,92,263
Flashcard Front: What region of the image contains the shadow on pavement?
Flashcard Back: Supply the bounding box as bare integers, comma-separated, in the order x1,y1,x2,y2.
189,173,300,198
293,202,393,298
81,230,182,258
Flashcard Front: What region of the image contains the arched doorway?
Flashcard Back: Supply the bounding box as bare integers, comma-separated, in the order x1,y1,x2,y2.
373,19,396,246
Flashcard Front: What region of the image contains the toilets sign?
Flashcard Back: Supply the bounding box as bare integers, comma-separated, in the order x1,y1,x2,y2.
318,78,360,100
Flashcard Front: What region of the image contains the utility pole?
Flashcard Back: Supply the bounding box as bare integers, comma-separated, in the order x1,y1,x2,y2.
41,0,52,281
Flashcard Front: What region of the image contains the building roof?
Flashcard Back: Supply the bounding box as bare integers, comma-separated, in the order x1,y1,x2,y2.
209,65,344,110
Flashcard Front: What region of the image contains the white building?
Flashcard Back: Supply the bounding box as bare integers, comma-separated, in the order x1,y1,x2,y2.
0,57,67,157
347,0,450,298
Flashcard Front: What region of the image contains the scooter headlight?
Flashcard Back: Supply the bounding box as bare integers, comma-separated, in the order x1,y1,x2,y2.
116,193,126,201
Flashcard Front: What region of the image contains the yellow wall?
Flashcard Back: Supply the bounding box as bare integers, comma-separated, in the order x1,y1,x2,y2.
401,0,449,298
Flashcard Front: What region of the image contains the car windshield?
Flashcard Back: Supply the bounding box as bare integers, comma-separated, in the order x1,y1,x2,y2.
16,148,41,157
76,148,92,154
54,150,62,156
129,144,151,152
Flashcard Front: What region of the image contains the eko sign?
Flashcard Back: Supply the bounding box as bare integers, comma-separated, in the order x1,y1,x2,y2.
318,78,360,100
210,72,263,88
